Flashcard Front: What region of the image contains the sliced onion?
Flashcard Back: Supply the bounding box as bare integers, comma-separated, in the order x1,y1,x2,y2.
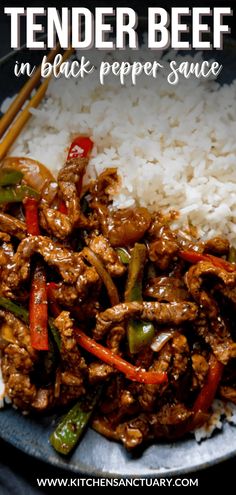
82,247,119,306
1,157,56,193
151,329,174,352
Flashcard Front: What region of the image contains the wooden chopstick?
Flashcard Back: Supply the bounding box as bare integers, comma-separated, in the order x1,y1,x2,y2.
0,44,61,139
0,46,75,162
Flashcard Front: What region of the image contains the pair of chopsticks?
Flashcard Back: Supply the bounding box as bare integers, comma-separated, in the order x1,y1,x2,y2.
0,45,75,162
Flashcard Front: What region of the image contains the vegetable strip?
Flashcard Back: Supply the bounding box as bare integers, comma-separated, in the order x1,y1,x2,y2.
0,168,23,186
193,354,224,413
68,136,93,160
125,243,146,302
47,282,61,318
82,247,119,306
116,247,131,265
50,387,102,455
58,136,93,213
0,295,59,350
228,246,236,263
125,243,155,354
24,197,49,350
179,249,236,272
29,261,48,351
0,297,29,324
0,185,39,204
24,197,40,235
75,328,167,384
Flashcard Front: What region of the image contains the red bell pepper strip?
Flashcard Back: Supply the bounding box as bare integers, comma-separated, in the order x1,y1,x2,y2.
179,249,236,273
47,282,61,318
24,197,49,350
24,197,40,235
29,261,48,350
75,328,167,385
57,201,68,214
58,136,93,213
68,136,93,160
193,354,224,413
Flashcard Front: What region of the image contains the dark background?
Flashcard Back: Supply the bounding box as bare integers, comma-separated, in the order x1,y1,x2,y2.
0,1,236,492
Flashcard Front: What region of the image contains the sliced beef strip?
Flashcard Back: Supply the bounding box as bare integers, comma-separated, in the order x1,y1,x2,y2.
0,311,53,410
171,333,189,382
148,403,193,440
88,362,114,384
0,310,35,357
191,353,209,388
148,211,179,239
214,284,236,306
87,233,126,277
53,311,86,374
137,342,172,412
186,261,236,364
0,212,27,240
185,261,236,319
0,235,99,299
39,208,73,240
144,276,189,302
116,414,151,449
106,207,151,247
92,417,121,441
203,237,229,256
49,279,101,307
88,168,120,209
147,213,180,270
40,156,96,239
50,311,87,399
149,238,179,271
94,301,198,340
0,232,11,242
116,403,193,448
106,325,125,354
194,313,236,365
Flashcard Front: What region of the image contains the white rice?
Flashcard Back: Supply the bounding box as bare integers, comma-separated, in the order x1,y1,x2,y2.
2,49,235,243
194,400,236,442
1,49,236,440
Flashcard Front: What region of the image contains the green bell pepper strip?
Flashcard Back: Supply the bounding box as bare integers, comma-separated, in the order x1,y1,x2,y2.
50,387,102,455
125,243,147,302
127,319,155,354
0,185,39,203
116,247,131,265
125,243,155,354
228,246,236,263
48,317,61,351
0,168,24,186
0,296,29,324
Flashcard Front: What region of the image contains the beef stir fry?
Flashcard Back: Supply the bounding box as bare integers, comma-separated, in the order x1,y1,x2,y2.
0,136,236,454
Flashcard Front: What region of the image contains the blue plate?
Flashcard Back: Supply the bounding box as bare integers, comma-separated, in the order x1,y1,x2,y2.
0,404,236,476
